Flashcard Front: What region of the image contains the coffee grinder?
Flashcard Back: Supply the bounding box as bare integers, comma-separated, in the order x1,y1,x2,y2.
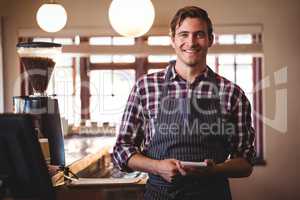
13,42,65,166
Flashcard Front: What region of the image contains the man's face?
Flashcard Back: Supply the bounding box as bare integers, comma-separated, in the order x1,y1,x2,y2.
171,17,213,68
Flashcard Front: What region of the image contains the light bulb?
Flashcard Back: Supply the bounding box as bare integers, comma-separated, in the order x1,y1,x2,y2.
36,3,67,33
109,0,155,37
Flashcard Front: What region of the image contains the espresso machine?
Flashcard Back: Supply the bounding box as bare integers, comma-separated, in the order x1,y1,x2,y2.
13,42,65,166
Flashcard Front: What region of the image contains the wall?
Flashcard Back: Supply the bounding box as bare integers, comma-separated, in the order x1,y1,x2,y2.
0,17,4,112
0,0,9,113
1,0,300,199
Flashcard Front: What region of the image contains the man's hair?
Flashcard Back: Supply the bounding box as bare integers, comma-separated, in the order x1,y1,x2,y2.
170,6,213,38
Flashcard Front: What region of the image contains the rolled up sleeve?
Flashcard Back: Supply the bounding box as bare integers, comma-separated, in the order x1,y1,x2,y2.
112,82,145,172
229,89,256,165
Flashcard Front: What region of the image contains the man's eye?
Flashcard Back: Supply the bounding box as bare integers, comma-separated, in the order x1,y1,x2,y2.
196,32,206,38
178,33,188,38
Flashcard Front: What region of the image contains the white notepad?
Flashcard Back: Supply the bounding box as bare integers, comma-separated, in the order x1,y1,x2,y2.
69,177,142,186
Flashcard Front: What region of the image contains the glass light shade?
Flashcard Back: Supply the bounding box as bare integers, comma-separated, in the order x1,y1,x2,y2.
109,0,155,37
36,3,67,33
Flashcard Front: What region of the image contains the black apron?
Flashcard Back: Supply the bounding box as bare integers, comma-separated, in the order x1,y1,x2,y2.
144,67,233,200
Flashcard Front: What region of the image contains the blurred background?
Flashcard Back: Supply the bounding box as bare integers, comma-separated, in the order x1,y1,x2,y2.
0,0,299,199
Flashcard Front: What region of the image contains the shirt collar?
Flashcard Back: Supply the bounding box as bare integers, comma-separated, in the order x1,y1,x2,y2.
165,61,214,82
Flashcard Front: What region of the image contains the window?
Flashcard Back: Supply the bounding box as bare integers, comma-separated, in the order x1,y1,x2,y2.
112,37,135,45
89,37,112,45
236,34,252,44
208,54,254,112
32,37,52,42
148,36,171,46
206,55,216,72
86,37,136,125
218,54,236,82
89,70,135,124
89,36,135,46
53,38,74,45
216,34,253,44
148,55,176,63
46,55,81,125
218,34,235,44
90,55,135,64
90,55,112,63
53,67,80,124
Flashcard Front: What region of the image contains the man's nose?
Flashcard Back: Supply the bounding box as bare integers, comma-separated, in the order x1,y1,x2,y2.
187,34,198,46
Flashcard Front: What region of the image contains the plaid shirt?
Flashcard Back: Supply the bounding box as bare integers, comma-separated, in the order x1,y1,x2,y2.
113,62,256,171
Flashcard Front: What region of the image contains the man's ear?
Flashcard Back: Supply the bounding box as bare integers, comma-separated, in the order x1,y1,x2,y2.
208,34,214,47
170,36,175,49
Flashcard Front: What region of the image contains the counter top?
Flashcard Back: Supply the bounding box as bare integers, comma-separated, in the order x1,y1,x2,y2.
64,136,116,165
52,141,146,200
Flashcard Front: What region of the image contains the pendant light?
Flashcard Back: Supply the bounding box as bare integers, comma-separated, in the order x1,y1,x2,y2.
36,1,67,33
108,0,155,37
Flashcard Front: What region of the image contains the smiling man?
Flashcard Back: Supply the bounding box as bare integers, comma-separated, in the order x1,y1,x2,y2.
113,6,256,200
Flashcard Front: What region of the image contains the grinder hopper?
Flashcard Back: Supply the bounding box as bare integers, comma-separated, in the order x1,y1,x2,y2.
17,42,62,96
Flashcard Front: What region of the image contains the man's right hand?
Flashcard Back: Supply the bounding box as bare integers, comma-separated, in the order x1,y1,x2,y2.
154,159,186,183
127,154,186,183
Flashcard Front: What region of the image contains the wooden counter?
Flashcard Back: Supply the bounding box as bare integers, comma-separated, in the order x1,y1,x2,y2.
55,181,145,200
52,146,146,200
